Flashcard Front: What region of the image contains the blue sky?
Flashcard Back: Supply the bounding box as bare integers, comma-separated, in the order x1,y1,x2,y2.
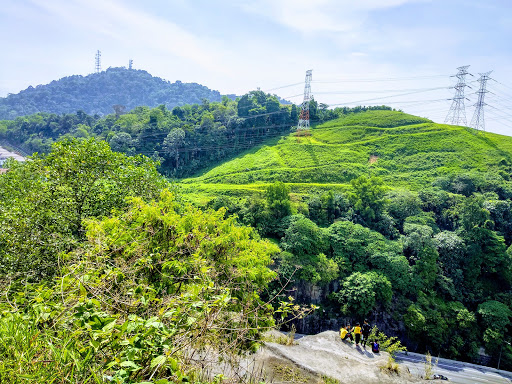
1,0,512,134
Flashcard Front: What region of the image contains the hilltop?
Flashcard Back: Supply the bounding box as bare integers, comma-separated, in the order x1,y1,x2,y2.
0,67,228,119
181,110,512,201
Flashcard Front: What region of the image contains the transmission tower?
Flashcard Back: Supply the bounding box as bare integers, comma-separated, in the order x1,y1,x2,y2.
445,65,471,126
95,50,102,73
129,59,133,70
297,69,313,131
470,71,492,132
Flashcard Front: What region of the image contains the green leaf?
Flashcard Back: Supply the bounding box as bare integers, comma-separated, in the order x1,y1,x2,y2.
150,354,167,368
120,360,141,370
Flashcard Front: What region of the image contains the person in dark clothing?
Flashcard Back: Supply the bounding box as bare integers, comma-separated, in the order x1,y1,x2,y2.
361,319,372,347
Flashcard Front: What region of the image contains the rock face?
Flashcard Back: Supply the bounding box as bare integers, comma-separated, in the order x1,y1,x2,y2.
256,331,425,384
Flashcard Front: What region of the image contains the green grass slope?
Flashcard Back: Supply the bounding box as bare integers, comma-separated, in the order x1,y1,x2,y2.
180,110,512,202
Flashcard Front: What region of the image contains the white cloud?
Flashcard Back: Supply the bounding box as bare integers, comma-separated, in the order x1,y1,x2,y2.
29,0,230,74
238,0,430,34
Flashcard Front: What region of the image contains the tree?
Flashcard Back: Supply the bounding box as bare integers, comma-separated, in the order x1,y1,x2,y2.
0,138,167,279
463,227,511,301
281,217,328,258
333,271,392,316
0,191,282,382
478,301,512,355
434,231,466,295
402,223,439,292
348,175,388,225
278,251,338,286
265,181,292,221
163,128,186,169
109,132,134,154
387,190,422,232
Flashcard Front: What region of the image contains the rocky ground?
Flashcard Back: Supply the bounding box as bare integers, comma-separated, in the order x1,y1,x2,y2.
253,331,426,383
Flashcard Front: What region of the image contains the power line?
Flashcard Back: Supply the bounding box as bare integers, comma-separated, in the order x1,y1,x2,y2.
263,82,304,92
314,87,449,95
313,74,449,83
327,87,449,107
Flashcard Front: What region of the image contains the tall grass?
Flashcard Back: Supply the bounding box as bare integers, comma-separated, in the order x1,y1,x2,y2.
0,313,104,383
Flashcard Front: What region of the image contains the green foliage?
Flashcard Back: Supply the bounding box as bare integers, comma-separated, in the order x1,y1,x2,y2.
367,325,407,357
463,227,511,301
183,111,512,204
478,301,512,355
265,181,293,221
0,67,226,119
329,110,430,128
4,106,512,372
0,190,281,383
386,190,422,231
179,110,512,368
328,221,399,270
1,89,297,178
307,191,351,226
348,175,388,225
0,138,167,280
403,294,478,358
333,271,392,316
477,301,512,330
281,217,328,258
278,252,338,286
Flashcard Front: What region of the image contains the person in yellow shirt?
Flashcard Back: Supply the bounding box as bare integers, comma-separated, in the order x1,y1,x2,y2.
353,323,362,345
340,325,354,342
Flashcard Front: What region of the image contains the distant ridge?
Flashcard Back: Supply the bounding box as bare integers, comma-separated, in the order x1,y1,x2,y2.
0,67,227,119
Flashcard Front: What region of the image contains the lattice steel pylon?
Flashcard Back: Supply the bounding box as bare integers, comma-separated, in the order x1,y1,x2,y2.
95,50,102,73
297,69,313,131
445,65,471,126
470,71,493,132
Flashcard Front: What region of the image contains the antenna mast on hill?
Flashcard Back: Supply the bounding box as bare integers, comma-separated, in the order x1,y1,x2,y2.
129,59,133,70
297,69,313,131
445,65,472,126
470,71,492,133
95,50,102,73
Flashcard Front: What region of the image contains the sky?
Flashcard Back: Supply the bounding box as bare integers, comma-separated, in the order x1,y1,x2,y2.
1,0,512,134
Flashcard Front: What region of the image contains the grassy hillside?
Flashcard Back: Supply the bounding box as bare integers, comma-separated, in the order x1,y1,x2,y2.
180,110,512,201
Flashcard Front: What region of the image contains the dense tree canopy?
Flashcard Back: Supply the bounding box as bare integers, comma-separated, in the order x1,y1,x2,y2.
0,93,393,178
0,138,167,279
0,67,231,119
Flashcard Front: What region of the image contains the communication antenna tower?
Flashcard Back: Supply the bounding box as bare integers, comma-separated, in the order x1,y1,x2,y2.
297,69,313,131
470,71,492,133
129,59,133,70
445,65,472,126
95,50,102,73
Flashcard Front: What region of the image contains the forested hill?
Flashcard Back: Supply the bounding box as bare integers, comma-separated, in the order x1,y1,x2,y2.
181,110,512,370
0,91,391,177
0,67,229,119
